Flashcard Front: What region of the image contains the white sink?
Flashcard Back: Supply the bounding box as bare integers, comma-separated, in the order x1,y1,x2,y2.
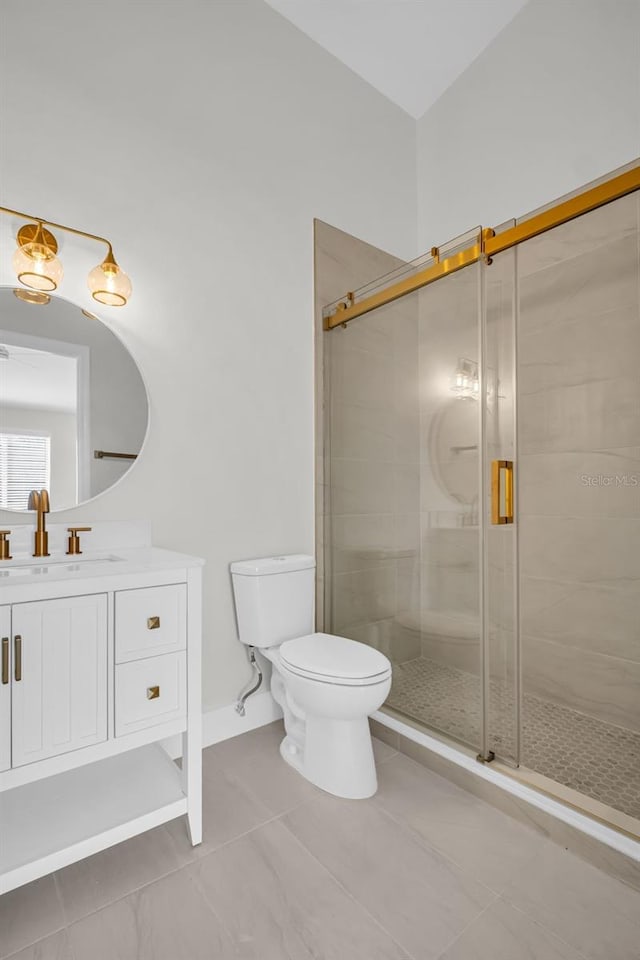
0,556,124,578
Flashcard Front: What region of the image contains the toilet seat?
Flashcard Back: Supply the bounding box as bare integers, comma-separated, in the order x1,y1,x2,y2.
279,633,391,687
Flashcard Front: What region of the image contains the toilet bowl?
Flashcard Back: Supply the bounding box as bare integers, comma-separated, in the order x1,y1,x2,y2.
230,556,392,799
271,633,391,798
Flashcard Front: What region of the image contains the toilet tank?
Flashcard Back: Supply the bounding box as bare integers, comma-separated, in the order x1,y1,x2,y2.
230,554,315,648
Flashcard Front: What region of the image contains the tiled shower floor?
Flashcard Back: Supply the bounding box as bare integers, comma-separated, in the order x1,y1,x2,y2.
387,656,640,822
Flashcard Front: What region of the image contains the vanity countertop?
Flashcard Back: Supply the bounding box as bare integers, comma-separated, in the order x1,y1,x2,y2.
0,524,204,602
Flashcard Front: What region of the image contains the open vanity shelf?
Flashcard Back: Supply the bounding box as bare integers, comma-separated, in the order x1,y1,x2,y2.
0,524,203,894
2,745,185,891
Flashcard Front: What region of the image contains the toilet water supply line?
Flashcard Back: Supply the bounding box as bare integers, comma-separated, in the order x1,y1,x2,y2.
236,646,263,716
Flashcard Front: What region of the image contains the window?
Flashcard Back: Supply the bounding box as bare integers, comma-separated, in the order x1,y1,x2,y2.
0,432,51,510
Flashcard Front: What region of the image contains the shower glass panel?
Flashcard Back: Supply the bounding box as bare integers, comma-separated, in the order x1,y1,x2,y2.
515,192,640,820
324,253,486,752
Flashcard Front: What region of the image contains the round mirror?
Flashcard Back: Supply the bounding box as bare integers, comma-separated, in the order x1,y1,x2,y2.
0,287,148,512
428,397,479,505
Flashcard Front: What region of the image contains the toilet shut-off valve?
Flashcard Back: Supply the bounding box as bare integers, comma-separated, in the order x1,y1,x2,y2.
235,646,263,716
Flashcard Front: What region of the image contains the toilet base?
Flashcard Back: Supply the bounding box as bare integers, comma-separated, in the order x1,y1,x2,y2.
280,715,378,800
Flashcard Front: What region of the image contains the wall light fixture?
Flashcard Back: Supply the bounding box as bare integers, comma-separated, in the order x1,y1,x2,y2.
1,205,132,307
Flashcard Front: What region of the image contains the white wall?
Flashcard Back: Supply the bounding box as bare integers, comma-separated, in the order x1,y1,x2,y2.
417,0,640,248
0,0,416,711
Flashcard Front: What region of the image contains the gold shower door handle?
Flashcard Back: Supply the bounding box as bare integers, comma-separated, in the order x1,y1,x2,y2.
491,460,514,524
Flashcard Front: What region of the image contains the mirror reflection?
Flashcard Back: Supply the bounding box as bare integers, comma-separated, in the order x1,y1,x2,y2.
0,288,148,511
428,397,479,506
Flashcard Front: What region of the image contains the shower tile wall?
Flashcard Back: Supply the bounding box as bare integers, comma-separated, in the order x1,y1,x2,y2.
518,195,640,736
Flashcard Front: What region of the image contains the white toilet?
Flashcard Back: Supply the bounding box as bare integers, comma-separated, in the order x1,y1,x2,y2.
230,554,392,799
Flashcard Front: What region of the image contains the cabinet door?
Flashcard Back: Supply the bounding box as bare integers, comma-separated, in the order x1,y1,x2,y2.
12,595,108,767
0,606,10,772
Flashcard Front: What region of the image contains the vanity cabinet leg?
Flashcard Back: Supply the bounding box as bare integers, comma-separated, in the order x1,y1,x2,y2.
182,727,202,845
184,568,202,846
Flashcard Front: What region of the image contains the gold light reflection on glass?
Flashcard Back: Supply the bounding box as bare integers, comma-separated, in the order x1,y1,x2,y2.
451,358,479,399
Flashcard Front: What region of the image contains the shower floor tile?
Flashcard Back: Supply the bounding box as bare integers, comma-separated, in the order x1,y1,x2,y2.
387,656,640,821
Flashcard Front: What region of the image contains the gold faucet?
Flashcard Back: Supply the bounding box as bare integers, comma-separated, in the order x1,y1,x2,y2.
28,489,50,557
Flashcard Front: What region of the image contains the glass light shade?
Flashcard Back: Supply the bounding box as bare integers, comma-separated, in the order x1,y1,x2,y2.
88,259,132,307
13,245,63,292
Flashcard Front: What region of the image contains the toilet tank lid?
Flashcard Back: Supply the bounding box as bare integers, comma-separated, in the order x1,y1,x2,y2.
230,554,316,576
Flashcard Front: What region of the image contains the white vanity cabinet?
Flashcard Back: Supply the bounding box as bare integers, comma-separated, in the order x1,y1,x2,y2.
11,595,108,768
0,536,203,895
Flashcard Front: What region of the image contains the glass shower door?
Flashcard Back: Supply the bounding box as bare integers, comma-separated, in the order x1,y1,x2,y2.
324,238,487,753
481,243,520,766
416,259,483,749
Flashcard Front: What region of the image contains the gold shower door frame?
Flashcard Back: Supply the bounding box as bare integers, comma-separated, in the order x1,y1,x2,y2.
324,163,640,331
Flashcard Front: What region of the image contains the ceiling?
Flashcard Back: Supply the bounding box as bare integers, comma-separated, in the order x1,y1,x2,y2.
0,343,77,413
265,0,528,118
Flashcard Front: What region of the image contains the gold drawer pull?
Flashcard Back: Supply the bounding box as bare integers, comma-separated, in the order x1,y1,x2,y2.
1,637,8,685
147,616,160,630
147,685,160,700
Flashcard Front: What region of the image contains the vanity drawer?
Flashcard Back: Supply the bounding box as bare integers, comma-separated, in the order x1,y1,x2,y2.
115,652,186,736
115,584,186,663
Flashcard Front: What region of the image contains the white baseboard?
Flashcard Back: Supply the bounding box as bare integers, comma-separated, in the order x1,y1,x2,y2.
163,690,283,759
373,710,640,863
203,690,283,746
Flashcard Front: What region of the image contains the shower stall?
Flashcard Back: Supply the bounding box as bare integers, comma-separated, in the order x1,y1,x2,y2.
320,164,640,831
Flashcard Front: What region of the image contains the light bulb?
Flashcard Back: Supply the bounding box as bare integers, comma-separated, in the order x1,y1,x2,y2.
13,222,63,291
87,249,132,306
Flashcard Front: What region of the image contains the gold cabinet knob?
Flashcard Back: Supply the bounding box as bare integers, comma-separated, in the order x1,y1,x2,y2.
146,685,160,700
0,531,12,560
147,616,160,630
66,526,92,556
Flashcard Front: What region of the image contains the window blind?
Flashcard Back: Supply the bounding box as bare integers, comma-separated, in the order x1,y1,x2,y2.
0,433,51,510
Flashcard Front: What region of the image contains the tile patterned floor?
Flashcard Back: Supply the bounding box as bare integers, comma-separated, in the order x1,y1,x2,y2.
388,657,640,821
1,721,639,960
